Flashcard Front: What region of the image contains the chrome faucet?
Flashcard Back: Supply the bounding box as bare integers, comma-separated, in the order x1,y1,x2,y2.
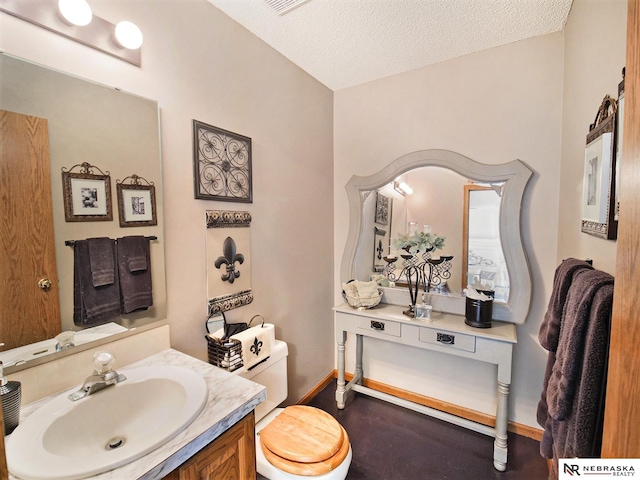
68,351,126,401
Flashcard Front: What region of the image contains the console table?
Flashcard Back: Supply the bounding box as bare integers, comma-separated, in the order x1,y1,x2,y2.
334,303,517,471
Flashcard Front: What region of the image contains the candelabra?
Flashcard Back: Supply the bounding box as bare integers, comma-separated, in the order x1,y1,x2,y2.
384,247,454,317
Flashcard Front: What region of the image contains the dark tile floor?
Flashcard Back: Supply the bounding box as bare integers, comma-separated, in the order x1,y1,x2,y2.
260,380,550,480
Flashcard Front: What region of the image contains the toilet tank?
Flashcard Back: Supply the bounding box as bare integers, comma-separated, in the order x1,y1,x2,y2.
234,340,288,422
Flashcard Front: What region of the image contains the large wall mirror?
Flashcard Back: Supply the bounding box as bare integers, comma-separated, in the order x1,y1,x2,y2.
341,149,533,324
0,53,167,371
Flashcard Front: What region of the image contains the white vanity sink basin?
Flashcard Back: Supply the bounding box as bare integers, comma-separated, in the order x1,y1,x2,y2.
6,365,208,480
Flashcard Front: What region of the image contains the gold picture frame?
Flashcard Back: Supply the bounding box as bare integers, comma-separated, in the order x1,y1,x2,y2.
116,175,157,227
61,162,112,222
581,95,618,240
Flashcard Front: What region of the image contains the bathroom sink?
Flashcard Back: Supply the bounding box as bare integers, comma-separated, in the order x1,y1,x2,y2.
6,365,208,480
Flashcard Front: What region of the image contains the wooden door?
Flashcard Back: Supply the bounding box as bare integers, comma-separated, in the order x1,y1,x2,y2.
602,0,640,457
0,110,61,350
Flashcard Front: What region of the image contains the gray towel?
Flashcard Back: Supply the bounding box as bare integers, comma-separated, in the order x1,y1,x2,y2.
539,258,593,352
543,282,614,474
538,267,614,471
560,283,613,458
117,236,153,314
88,237,116,287
73,239,121,326
537,258,593,433
546,269,614,421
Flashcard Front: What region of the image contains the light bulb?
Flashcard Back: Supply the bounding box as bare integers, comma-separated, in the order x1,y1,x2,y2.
58,0,92,26
398,182,413,195
114,21,143,50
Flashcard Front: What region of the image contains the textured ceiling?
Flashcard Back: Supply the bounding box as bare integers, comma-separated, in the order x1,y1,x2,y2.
207,0,573,91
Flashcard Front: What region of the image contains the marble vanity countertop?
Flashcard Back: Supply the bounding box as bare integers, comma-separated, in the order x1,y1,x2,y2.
8,348,266,480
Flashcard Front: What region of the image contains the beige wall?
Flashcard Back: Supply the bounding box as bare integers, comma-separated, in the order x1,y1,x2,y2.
558,0,627,272
333,0,626,428
334,32,565,427
0,0,334,405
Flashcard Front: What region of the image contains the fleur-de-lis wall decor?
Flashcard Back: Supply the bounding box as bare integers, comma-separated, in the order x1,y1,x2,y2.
215,236,244,284
206,210,253,317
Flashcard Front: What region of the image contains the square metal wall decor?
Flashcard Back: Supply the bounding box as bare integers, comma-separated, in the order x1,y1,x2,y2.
193,120,253,203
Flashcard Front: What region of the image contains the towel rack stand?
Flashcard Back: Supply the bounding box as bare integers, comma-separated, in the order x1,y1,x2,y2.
562,258,593,266
64,236,158,247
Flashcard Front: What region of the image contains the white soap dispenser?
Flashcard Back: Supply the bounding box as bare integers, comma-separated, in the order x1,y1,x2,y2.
0,361,21,434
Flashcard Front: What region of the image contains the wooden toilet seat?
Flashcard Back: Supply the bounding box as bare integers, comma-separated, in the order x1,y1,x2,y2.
259,405,350,476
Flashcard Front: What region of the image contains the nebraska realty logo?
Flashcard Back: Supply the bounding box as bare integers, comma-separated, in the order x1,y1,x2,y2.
560,459,639,478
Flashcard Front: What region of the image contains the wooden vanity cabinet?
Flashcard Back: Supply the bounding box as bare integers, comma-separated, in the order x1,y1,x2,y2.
164,411,256,480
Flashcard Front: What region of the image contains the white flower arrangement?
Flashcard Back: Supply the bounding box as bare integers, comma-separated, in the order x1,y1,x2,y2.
393,232,446,255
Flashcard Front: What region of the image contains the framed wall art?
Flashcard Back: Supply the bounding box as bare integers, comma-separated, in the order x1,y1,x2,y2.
116,174,157,227
193,120,252,203
205,210,253,317
581,95,618,240
375,192,389,225
61,162,112,222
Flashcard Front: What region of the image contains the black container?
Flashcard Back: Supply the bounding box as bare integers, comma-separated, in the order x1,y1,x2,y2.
465,296,493,328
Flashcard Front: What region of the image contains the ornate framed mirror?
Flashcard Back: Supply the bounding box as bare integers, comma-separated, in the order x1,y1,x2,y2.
341,149,533,324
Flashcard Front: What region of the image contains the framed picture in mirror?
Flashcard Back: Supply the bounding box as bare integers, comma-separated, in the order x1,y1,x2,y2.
581,95,618,240
375,192,389,225
116,175,157,227
61,162,112,222
373,226,388,273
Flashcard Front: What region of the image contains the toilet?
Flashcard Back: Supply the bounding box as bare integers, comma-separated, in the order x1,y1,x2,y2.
232,337,352,479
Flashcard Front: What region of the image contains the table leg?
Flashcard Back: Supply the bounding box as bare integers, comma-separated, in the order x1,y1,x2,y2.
355,334,363,384
336,330,347,409
493,381,510,471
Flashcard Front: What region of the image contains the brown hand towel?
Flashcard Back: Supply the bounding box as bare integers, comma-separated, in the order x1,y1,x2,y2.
117,236,153,314
73,239,121,326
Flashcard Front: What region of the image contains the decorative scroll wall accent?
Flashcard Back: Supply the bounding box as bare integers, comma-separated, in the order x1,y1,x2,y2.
193,120,252,203
206,210,252,317
206,210,252,228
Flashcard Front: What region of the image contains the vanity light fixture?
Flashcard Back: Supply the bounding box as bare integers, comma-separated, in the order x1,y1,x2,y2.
394,181,413,196
114,20,144,50
57,0,92,26
0,0,143,66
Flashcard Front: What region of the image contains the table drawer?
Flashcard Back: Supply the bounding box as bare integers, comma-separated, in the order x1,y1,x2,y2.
357,317,401,337
419,328,476,352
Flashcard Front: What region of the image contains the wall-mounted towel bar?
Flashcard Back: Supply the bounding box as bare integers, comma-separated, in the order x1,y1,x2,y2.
64,236,157,247
562,258,593,265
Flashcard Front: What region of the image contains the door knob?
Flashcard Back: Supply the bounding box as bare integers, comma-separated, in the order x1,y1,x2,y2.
38,278,52,290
